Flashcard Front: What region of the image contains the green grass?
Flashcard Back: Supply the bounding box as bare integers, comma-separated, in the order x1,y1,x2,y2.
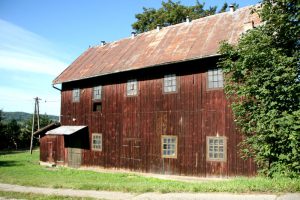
0,150,299,193
0,191,95,200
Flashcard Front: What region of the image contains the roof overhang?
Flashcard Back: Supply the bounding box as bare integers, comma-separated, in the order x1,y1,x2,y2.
46,126,87,135
53,53,220,85
34,122,61,136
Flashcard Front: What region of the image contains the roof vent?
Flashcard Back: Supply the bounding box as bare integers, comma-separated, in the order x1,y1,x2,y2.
101,41,106,46
156,24,161,32
186,16,190,23
229,4,235,13
131,31,136,39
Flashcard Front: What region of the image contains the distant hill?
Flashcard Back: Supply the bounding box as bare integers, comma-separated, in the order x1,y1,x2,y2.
2,112,59,123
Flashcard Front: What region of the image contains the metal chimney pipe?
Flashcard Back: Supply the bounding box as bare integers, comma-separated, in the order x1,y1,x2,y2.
229,4,235,13
131,31,136,39
156,24,161,32
186,16,190,23
101,41,106,46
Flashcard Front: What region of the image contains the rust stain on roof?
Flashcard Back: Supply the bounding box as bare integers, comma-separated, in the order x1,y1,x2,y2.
53,6,260,84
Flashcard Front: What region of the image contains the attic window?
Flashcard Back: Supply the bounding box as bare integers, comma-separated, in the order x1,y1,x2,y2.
208,68,223,89
164,74,177,93
93,86,102,100
127,79,138,96
72,88,80,102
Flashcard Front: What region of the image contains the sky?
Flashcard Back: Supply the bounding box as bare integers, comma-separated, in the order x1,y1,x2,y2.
0,0,259,116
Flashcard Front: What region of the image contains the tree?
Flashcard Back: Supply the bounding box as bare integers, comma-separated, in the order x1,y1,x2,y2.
5,119,21,150
132,0,237,33
219,0,300,177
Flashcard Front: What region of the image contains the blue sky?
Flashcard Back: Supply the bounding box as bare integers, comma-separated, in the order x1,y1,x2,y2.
0,0,259,116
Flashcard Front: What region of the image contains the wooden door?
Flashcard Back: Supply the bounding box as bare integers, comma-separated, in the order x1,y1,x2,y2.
68,148,82,168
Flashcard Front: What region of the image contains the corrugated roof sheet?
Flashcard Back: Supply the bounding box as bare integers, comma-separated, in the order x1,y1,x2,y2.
53,6,260,84
34,122,61,136
46,126,86,135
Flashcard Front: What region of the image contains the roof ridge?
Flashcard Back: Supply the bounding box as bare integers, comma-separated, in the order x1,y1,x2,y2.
92,4,257,49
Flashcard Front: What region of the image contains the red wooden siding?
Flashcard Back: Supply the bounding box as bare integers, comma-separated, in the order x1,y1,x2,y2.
40,135,65,165
55,58,256,177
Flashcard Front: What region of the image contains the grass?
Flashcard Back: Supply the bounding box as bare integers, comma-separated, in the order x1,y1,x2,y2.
0,150,299,194
0,191,96,200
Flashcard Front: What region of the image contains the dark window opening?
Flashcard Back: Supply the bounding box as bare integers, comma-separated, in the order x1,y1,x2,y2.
93,102,102,112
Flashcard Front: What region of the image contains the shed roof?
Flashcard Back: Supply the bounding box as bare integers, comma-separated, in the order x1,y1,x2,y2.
53,5,260,84
46,126,87,135
34,122,61,136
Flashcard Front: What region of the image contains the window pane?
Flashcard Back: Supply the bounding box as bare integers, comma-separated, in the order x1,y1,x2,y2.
72,88,80,102
162,136,177,158
164,74,176,93
93,86,102,100
92,134,102,151
127,79,137,96
208,69,223,89
214,139,218,145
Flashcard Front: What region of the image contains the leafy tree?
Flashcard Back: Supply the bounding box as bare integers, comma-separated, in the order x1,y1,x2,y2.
219,0,300,177
132,0,237,33
5,119,21,150
0,110,6,149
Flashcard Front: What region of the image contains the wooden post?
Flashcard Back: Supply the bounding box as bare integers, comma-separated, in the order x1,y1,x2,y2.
30,97,40,154
37,98,40,130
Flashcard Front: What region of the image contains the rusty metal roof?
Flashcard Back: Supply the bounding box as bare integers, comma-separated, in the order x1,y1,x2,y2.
46,126,87,135
53,6,260,84
34,122,61,136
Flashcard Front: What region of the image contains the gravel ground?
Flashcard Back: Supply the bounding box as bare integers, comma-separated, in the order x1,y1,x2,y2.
0,183,300,200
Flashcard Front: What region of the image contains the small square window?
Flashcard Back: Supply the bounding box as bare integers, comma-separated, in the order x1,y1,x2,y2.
164,74,177,93
93,86,102,100
207,136,227,162
208,68,223,89
127,79,138,96
92,133,102,151
161,135,177,158
72,88,80,102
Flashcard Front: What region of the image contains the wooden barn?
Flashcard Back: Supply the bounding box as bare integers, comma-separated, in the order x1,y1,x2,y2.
39,6,260,177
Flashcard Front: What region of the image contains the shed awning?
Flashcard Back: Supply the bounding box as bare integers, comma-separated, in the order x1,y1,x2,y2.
45,126,87,135
34,122,61,136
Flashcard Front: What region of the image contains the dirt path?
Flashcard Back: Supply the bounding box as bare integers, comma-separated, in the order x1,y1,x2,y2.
0,183,300,200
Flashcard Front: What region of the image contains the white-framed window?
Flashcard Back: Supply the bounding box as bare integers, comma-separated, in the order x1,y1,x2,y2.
164,74,177,93
208,68,223,89
92,133,102,151
127,79,138,96
207,136,226,162
72,88,80,102
161,135,177,158
93,85,102,100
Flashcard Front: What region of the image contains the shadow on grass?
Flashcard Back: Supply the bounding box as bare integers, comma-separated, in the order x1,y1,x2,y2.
0,160,23,167
0,150,30,155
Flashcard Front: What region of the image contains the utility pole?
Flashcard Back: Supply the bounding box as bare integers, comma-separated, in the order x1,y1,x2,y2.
30,97,41,154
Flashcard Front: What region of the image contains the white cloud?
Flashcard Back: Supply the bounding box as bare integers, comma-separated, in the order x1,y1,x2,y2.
0,86,61,116
0,19,68,75
0,19,67,115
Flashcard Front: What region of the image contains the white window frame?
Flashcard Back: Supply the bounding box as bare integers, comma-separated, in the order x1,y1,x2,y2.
92,133,102,151
208,68,224,89
207,136,227,162
72,88,80,102
127,79,138,96
163,74,177,93
93,85,102,100
161,135,177,158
